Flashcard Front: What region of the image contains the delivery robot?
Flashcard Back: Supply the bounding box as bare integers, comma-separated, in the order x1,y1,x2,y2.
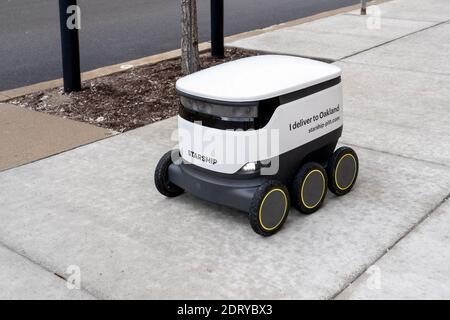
155,55,358,236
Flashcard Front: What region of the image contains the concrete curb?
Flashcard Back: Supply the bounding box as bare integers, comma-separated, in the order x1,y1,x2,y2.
0,0,386,102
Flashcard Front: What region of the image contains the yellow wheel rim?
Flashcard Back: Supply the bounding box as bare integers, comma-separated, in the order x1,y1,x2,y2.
259,188,288,231
300,169,326,209
335,154,357,191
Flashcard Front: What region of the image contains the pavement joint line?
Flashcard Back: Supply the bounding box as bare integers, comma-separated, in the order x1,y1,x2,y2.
0,239,100,300
339,18,450,61
330,191,450,300
0,128,118,175
338,59,450,77
341,141,450,171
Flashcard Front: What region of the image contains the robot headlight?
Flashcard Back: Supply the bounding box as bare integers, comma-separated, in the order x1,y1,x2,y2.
242,162,258,172
181,96,258,119
240,160,272,173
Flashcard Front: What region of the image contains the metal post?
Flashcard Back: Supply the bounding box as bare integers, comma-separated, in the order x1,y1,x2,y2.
211,0,224,58
361,0,367,15
59,0,81,93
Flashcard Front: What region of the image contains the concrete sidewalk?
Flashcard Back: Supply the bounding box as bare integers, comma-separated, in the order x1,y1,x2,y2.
0,103,113,171
0,245,94,300
0,0,449,299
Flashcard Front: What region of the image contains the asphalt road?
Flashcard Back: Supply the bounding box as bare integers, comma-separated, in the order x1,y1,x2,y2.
0,0,359,91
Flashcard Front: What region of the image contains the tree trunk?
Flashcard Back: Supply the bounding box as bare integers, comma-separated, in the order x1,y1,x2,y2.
181,0,200,75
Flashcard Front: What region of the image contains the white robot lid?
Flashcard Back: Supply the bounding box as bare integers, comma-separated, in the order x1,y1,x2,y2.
176,55,341,103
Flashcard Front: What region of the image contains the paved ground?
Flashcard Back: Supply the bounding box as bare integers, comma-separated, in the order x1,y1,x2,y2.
0,245,94,300
0,103,112,171
0,0,359,91
0,0,449,299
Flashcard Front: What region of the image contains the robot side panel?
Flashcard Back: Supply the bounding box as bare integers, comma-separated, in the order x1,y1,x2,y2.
177,84,343,175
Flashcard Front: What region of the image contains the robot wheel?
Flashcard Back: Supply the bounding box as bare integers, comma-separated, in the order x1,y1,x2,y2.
248,181,290,236
292,162,328,214
155,150,184,198
327,147,359,196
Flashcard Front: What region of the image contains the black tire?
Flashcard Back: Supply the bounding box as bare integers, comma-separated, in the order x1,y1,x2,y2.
154,150,184,197
327,147,359,196
292,162,328,214
249,180,290,237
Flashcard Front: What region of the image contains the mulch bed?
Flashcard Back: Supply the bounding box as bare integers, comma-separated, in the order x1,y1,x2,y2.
9,48,256,132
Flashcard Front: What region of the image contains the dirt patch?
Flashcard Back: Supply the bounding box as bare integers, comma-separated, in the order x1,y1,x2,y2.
9,48,256,132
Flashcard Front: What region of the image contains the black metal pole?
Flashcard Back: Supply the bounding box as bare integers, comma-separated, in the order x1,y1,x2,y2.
211,0,224,58
59,0,81,93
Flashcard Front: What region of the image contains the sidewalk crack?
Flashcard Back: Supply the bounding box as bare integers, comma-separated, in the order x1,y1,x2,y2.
0,240,101,300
